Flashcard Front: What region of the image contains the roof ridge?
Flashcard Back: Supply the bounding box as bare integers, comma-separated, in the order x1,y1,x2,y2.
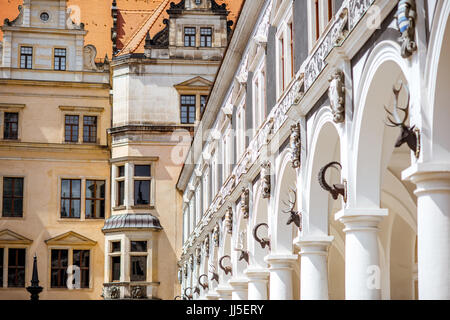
118,0,170,56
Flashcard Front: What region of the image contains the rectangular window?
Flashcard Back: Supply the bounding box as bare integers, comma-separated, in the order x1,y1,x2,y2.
116,165,125,207
0,248,3,287
200,95,208,115
73,250,90,288
180,95,196,124
54,48,66,71
4,112,19,140
51,249,68,288
289,22,294,79
130,256,147,282
2,177,24,217
61,179,81,218
83,116,97,143
200,28,212,47
184,27,196,47
20,46,32,69
85,180,105,219
280,37,285,91
131,241,147,252
111,256,121,282
315,0,320,40
134,165,151,206
8,248,25,287
118,166,125,178
65,115,79,143
111,241,121,253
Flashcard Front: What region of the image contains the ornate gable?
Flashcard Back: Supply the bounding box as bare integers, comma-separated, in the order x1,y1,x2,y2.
0,229,33,245
45,231,97,247
174,76,213,91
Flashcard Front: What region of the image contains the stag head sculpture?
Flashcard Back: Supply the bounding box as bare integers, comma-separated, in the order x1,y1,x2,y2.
209,264,220,283
384,81,419,157
318,162,346,202
219,255,232,276
253,223,271,250
282,188,302,230
234,231,250,264
198,274,209,290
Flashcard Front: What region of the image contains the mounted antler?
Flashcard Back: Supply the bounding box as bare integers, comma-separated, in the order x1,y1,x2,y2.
209,264,219,283
384,81,419,157
282,188,302,229
234,231,250,264
198,274,209,290
253,223,271,250
318,162,346,201
219,255,232,275
184,287,194,300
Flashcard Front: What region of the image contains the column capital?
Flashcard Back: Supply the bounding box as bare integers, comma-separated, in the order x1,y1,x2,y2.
402,163,450,194
294,235,334,256
335,208,387,233
244,267,270,281
264,253,298,270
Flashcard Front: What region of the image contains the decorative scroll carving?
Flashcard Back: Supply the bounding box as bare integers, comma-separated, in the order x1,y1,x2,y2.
253,0,273,46
236,53,249,85
318,162,347,202
234,230,249,264
396,0,417,58
131,286,146,299
330,8,349,46
328,69,346,123
290,123,301,168
83,45,98,71
349,0,375,30
225,206,233,234
4,5,23,27
261,161,271,199
240,188,250,219
111,0,118,54
213,224,220,247
253,223,271,250
110,286,120,299
203,235,210,258
195,246,201,265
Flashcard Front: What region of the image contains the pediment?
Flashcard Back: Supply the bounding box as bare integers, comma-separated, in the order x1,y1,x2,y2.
174,76,213,90
45,231,97,247
0,229,33,245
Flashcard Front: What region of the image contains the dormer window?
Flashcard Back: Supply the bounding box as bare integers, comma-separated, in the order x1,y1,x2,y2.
200,28,212,47
184,27,196,47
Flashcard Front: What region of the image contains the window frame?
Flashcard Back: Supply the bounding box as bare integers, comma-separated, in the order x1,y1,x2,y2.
180,95,197,124
133,164,152,207
48,247,93,290
184,27,196,47
3,112,19,140
85,179,106,219
64,115,79,143
19,46,33,69
2,177,24,218
53,48,67,71
60,179,82,219
82,115,97,144
200,27,213,48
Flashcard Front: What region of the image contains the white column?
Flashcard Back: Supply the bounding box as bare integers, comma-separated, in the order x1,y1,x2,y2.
265,254,298,300
245,268,269,300
294,236,333,300
335,208,387,300
403,165,450,299
229,279,248,300
216,285,233,300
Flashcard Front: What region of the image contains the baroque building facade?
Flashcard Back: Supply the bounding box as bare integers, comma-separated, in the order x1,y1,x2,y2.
177,0,450,300
0,0,240,300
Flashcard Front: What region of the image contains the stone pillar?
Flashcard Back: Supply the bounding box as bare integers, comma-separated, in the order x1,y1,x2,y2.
403,165,450,299
229,279,248,300
265,254,298,300
245,268,269,300
294,236,334,300
335,208,387,300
